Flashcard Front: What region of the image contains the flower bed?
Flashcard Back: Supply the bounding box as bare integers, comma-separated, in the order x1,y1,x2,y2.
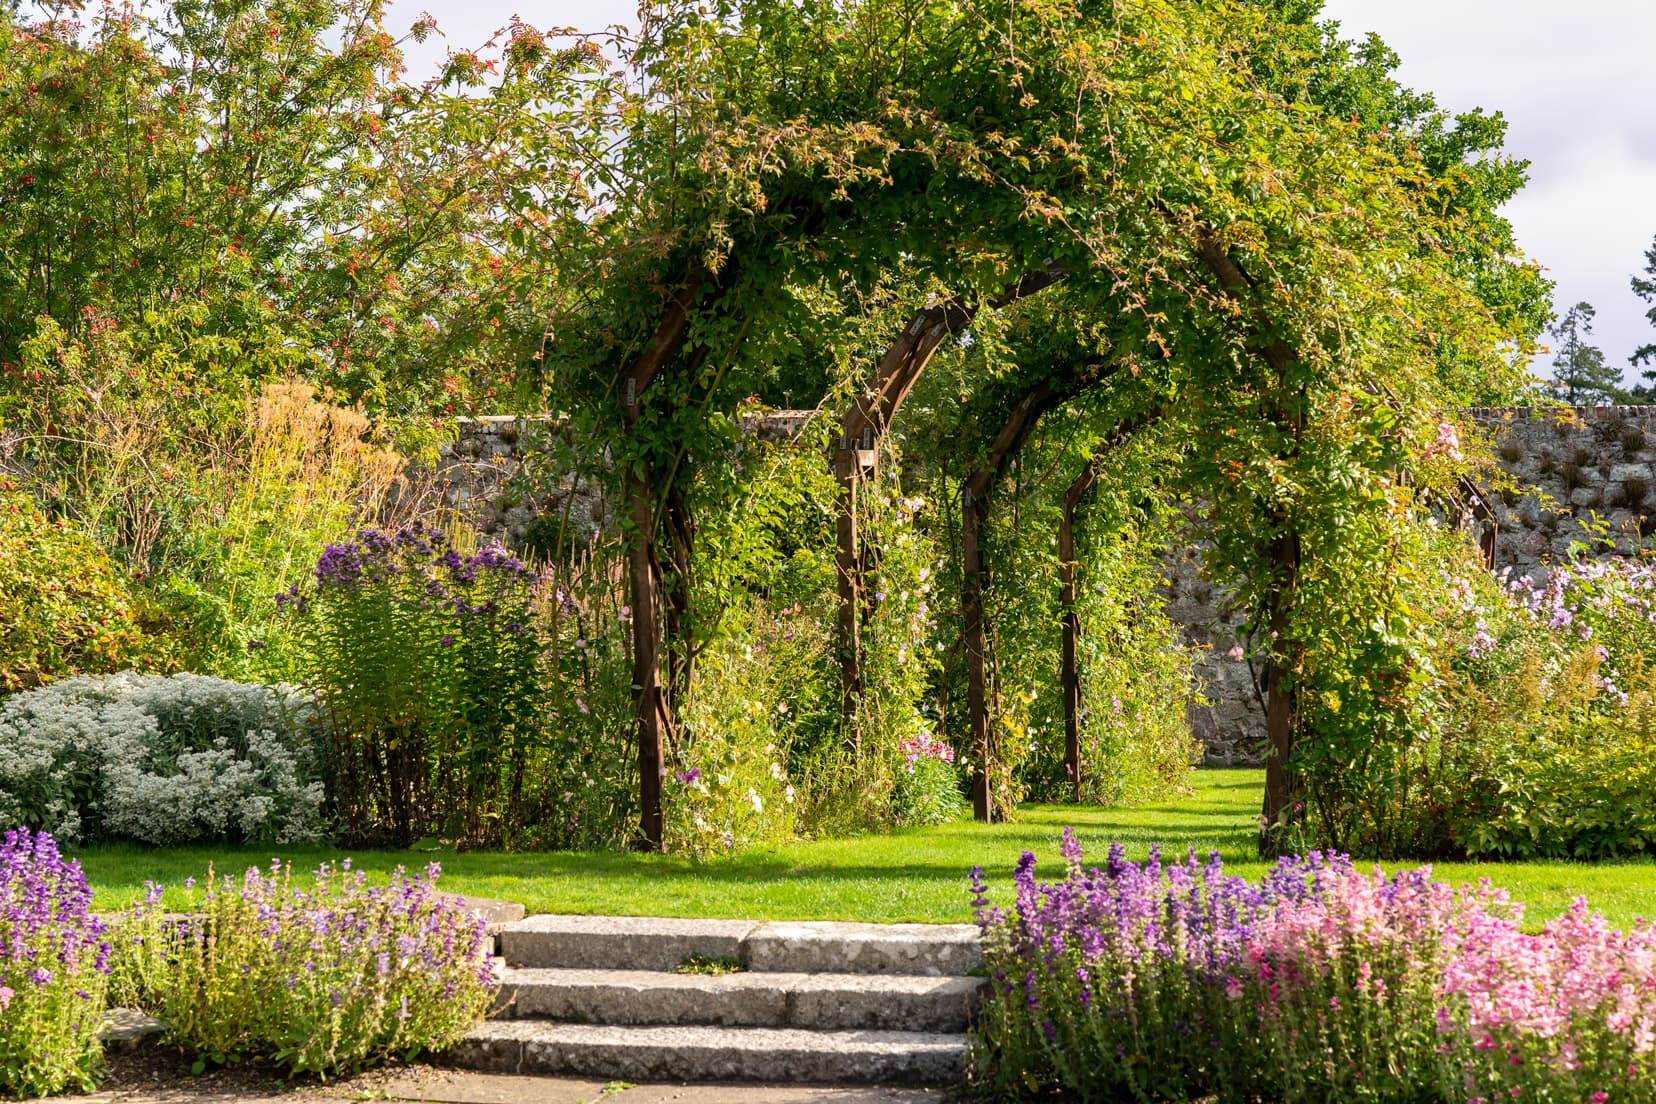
111,859,496,1076
4,826,497,1096
972,832,1656,1102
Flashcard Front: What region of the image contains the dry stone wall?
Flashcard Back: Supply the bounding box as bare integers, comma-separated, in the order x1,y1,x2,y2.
1469,406,1656,571
437,412,816,548
439,407,1656,765
435,416,602,548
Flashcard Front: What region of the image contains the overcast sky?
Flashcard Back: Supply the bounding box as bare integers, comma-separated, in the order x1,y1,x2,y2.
389,0,1656,386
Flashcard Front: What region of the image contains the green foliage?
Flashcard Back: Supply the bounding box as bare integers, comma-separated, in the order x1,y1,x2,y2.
839,483,951,824
1295,528,1656,861
975,399,1199,810
0,0,1560,867
0,0,615,686
535,547,640,851
283,527,548,847
1438,556,1656,860
1067,530,1202,807
550,0,1546,853
1458,698,1656,861
888,732,966,828
1631,235,1656,381
0,0,607,414
2,313,418,676
673,432,959,840
671,953,743,976
0,479,165,692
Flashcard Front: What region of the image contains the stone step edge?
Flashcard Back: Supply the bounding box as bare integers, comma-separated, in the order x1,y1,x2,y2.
497,916,983,976
448,1020,968,1085
492,966,983,1031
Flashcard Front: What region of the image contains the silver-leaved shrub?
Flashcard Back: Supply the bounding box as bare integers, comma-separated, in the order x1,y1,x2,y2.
0,672,326,845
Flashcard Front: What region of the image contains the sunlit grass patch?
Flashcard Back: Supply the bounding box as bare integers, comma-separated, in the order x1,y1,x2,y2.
74,770,1656,930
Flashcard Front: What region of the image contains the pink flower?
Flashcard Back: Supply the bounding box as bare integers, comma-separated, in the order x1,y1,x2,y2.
1429,420,1465,463
0,986,11,1011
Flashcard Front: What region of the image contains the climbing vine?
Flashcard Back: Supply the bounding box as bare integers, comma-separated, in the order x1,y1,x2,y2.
2,0,1555,855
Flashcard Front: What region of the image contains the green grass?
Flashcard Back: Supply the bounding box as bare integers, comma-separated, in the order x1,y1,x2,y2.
72,769,1656,928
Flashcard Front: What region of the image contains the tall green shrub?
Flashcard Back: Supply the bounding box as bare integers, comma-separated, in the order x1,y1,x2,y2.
284,526,548,847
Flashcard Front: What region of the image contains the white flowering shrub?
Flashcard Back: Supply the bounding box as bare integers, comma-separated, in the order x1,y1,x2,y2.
0,673,327,844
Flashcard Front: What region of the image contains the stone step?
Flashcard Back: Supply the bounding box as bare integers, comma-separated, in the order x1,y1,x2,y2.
448,1021,968,1084
493,967,983,1032
498,916,981,976
747,922,982,977
500,916,753,973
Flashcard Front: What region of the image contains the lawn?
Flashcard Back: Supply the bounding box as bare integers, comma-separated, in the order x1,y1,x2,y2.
74,769,1656,928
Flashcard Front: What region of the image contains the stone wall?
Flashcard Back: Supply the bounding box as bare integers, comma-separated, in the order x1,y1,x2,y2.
439,406,1656,765
1469,406,1656,572
437,412,816,548
1160,544,1266,766
436,416,598,548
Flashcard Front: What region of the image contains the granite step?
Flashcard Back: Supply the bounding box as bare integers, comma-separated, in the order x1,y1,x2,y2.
450,1021,968,1084
746,922,981,977
493,966,983,1032
498,916,981,976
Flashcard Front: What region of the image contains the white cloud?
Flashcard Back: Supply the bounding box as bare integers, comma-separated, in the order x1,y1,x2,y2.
1319,0,1656,381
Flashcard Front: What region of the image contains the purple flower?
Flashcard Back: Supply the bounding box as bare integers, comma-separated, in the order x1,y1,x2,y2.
314,542,366,588
0,828,110,980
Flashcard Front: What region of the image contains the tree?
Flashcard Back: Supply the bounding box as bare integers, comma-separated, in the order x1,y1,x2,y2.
1547,302,1621,405
0,0,610,415
1633,236,1656,387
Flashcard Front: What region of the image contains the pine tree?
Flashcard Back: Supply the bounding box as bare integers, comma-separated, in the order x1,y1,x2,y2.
1548,301,1622,405
1633,236,1656,387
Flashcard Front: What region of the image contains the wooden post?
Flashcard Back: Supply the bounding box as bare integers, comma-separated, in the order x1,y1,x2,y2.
957,379,1094,821
618,266,720,851
962,482,992,821
1188,228,1306,853
833,265,1068,741
1054,415,1159,803
1258,526,1302,844
624,465,666,849
833,440,866,746
1058,462,1099,803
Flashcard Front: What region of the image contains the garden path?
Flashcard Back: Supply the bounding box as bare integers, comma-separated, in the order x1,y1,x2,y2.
57,1068,943,1104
